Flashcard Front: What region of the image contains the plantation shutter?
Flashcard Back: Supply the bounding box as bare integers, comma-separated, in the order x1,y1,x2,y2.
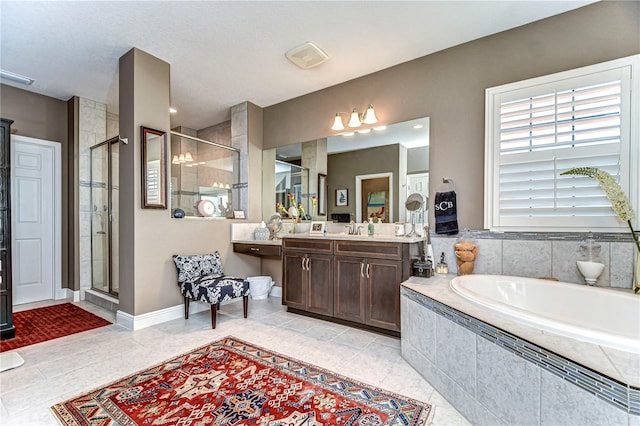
491,66,631,229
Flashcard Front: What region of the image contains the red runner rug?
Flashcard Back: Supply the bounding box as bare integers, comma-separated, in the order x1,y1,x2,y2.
52,336,432,425
0,303,111,352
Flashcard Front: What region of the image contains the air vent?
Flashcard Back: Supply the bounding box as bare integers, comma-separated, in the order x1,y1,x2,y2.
285,42,329,70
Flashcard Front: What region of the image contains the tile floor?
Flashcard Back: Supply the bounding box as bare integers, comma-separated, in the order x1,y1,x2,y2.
0,296,470,425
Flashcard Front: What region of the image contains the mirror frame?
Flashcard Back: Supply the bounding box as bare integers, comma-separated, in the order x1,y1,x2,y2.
141,126,167,209
318,173,327,216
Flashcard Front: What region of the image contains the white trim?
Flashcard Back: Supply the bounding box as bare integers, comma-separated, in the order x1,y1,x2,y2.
484,54,640,232
355,172,394,223
115,298,244,330
11,135,62,302
269,286,282,298
85,288,119,304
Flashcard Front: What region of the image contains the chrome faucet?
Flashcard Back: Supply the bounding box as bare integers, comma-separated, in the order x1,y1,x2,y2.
345,220,358,235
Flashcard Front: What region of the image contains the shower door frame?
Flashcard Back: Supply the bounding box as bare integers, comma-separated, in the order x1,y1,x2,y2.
90,136,120,297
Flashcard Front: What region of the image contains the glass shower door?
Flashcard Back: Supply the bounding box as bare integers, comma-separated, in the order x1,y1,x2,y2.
90,137,119,296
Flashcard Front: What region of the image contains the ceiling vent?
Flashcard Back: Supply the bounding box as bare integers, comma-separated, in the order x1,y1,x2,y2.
285,42,329,70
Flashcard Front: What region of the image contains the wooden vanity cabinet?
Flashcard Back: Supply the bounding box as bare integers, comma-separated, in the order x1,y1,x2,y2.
233,242,281,257
282,239,333,316
283,237,417,335
334,241,407,332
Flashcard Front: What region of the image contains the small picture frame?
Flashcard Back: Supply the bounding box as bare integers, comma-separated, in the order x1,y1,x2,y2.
336,189,348,206
309,221,326,234
233,210,245,219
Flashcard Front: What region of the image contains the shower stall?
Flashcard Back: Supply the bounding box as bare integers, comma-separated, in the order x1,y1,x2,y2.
90,136,119,296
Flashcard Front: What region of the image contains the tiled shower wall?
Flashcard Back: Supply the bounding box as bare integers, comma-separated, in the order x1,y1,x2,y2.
78,98,118,298
431,231,636,289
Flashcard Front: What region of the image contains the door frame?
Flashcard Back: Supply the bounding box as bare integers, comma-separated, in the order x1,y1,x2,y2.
11,135,62,302
355,172,393,223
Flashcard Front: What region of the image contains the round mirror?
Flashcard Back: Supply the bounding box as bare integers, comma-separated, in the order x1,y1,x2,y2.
405,193,424,211
266,214,282,240
405,193,424,237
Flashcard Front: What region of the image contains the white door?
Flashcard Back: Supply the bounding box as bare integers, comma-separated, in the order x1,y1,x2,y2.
407,173,429,225
12,136,60,305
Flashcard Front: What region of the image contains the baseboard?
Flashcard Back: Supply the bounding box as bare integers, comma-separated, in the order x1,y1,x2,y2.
270,286,282,298
55,287,79,301
116,299,239,330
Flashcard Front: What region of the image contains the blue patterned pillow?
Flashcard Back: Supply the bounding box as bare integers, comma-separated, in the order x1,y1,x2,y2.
172,252,224,283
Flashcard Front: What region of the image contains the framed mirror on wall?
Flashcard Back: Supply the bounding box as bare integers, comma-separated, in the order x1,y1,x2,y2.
141,126,167,209
318,173,327,216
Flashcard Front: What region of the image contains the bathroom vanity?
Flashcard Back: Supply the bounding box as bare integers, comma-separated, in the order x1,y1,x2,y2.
282,234,423,336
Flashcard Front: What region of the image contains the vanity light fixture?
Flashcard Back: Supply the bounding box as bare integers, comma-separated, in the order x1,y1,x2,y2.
331,104,378,131
177,152,194,164
0,69,35,85
172,155,180,164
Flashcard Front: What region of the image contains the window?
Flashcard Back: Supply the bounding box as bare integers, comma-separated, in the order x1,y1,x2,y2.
484,55,639,232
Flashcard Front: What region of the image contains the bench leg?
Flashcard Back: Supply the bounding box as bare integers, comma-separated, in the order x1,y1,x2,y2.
210,304,217,329
184,296,190,319
243,295,248,318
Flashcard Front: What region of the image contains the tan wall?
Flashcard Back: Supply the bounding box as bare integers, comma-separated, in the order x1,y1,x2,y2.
118,49,262,316
0,84,75,291
263,1,640,229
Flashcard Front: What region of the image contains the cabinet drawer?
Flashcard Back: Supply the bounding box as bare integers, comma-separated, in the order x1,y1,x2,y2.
283,238,333,254
334,240,404,260
233,243,282,257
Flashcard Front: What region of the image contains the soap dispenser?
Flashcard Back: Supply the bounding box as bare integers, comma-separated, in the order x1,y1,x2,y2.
436,252,449,274
368,217,374,236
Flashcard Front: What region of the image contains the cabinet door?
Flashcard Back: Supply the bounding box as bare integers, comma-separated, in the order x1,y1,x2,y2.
283,253,305,310
333,256,366,324
307,254,333,316
366,258,402,331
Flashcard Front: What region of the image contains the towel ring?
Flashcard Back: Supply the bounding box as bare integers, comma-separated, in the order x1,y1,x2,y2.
440,177,455,192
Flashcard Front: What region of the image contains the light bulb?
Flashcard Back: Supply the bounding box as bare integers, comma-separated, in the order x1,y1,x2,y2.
348,109,361,127
331,113,345,131
363,105,378,124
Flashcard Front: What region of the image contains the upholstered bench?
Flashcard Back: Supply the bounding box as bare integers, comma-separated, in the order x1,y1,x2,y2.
172,252,250,329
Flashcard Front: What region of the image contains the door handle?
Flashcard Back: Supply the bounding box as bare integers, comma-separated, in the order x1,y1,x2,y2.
301,257,306,270
360,262,364,278
306,258,311,271
366,263,370,278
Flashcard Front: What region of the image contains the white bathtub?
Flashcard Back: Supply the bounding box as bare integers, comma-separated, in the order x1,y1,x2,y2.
450,275,640,354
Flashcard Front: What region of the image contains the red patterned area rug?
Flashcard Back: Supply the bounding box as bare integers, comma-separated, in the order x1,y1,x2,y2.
0,303,111,352
52,336,432,425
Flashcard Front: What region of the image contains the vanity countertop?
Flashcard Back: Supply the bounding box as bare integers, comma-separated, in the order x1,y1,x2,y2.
283,233,425,244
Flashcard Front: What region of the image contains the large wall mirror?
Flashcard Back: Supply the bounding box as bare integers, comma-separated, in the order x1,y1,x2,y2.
141,126,167,209
264,117,429,225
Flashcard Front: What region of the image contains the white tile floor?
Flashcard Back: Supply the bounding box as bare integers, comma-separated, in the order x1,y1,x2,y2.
0,297,470,426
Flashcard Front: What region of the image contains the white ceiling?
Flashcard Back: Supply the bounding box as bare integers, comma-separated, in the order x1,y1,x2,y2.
0,1,596,131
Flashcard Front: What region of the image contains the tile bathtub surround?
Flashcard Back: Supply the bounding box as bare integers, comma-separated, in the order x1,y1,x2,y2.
431,230,636,289
400,280,639,425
